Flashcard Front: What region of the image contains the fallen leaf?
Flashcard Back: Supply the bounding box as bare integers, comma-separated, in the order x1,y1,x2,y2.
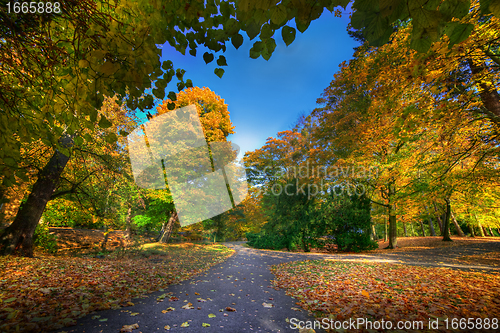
181,302,194,309
202,323,210,327
262,302,274,308
180,321,189,327
208,313,216,318
120,323,139,332
161,307,175,313
225,306,236,312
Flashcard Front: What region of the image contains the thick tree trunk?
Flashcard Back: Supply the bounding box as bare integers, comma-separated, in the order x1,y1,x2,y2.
450,210,465,237
388,210,397,248
442,198,452,242
159,211,177,243
0,136,72,257
468,59,500,124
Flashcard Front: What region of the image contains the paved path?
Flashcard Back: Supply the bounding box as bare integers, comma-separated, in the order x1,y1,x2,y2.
55,241,500,333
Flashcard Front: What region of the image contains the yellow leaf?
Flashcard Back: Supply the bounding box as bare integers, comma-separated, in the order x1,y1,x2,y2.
361,290,370,298
180,321,189,327
202,323,210,327
164,325,170,330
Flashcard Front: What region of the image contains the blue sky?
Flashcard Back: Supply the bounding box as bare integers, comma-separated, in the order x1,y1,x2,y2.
157,10,359,159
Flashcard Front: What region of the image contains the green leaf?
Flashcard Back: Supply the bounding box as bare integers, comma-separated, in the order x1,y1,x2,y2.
245,22,261,40
185,79,193,88
444,22,473,48
203,52,215,64
224,17,240,35
438,0,471,19
119,130,129,137
216,55,227,66
271,4,287,25
167,102,176,110
189,48,197,57
99,62,115,75
162,60,173,70
489,0,500,17
410,32,432,53
281,26,296,46
167,91,177,101
98,115,112,129
214,68,225,78
296,19,310,33
90,109,98,123
74,136,84,146
105,133,118,144
260,24,273,39
231,34,244,49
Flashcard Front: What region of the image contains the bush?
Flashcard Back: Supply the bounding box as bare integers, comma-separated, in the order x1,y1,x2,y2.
321,192,377,252
34,222,58,254
246,232,289,250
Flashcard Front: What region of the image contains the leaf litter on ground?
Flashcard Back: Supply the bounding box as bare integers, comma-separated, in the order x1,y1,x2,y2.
0,243,233,332
271,260,500,332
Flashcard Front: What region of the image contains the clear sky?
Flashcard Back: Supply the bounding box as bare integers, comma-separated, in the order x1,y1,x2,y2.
157,10,359,159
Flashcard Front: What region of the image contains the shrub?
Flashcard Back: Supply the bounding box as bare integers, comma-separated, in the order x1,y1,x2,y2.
246,232,288,250
34,222,58,254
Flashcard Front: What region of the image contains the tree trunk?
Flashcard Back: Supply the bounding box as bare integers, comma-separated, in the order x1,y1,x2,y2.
409,222,415,236
403,222,408,237
469,223,475,237
0,136,72,257
433,202,444,234
386,183,397,249
442,198,452,242
476,214,485,237
384,219,388,242
450,210,465,237
101,228,109,251
159,211,177,243
482,226,489,237
424,206,437,236
371,224,377,240
467,59,500,124
125,204,132,239
419,221,426,237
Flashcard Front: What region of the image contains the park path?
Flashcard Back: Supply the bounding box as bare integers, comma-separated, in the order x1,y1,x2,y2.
55,241,500,333
56,243,326,333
